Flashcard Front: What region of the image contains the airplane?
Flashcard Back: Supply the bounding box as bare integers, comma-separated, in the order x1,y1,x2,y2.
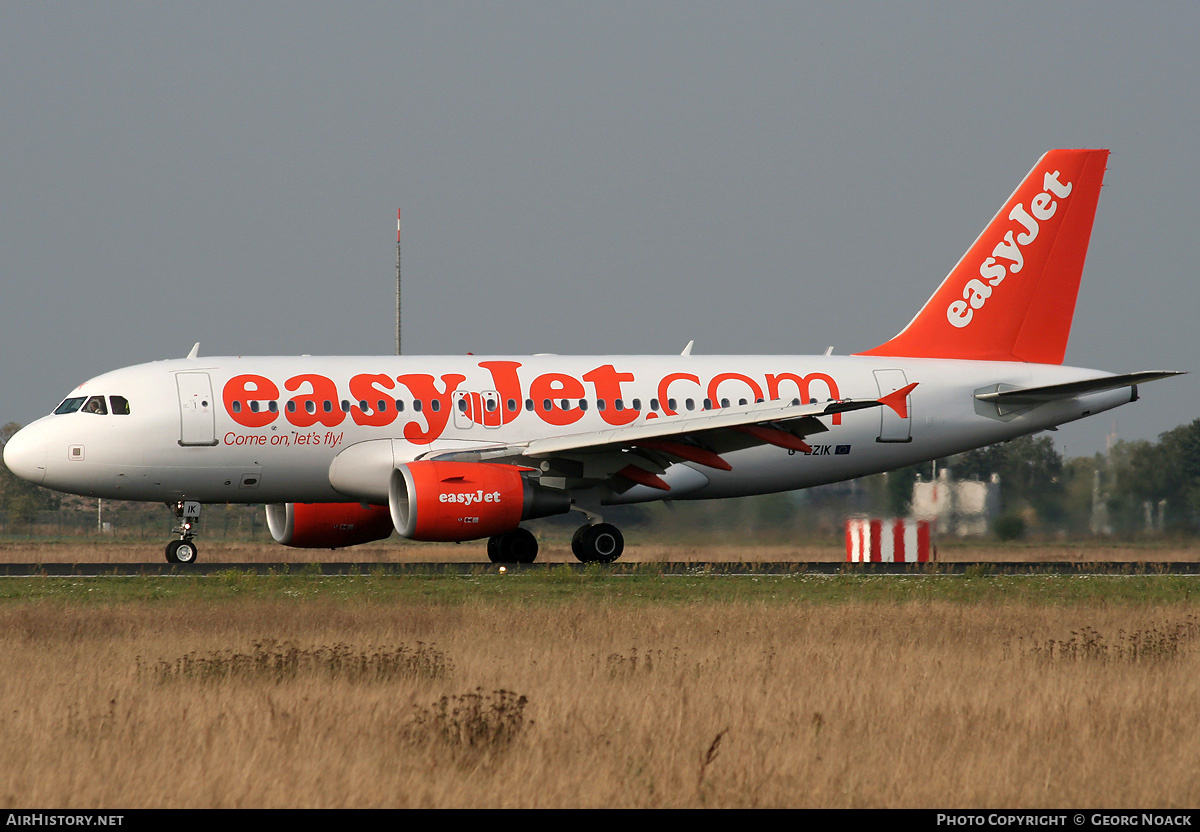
2,148,1182,564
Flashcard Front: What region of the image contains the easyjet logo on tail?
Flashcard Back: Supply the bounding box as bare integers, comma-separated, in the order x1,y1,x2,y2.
946,170,1073,328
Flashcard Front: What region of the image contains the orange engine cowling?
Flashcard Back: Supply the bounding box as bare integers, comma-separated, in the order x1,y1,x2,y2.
389,461,571,542
266,502,394,549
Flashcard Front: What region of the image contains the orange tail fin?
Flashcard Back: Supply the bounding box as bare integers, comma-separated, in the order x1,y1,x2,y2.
857,149,1109,364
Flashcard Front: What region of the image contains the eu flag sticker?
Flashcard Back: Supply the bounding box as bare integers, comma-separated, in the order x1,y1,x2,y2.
835,445,851,455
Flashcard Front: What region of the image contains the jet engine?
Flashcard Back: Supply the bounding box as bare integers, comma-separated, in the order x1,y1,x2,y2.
266,502,394,548
389,461,570,541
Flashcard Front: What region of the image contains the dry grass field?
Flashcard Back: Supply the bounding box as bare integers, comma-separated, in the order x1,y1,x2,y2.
2,571,1200,808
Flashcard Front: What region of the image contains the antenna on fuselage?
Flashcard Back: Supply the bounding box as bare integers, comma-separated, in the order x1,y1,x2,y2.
403,207,408,352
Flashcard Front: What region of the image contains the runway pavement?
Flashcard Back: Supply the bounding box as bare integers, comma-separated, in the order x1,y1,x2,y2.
0,562,1198,577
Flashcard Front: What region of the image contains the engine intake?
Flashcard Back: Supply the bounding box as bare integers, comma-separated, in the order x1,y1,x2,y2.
389,461,570,541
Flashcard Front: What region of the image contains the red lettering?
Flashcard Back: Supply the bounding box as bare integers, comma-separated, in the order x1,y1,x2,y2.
529,372,586,426
706,373,764,407
284,374,346,428
223,374,279,428
766,372,842,425
656,373,700,416
476,361,524,426
348,373,397,427
584,365,637,426
396,373,465,444
223,432,267,446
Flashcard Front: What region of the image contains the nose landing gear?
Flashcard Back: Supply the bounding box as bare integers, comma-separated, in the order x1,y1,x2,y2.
166,500,202,564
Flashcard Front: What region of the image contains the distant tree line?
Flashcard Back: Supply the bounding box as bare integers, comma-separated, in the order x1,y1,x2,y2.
880,419,1200,537
0,422,60,524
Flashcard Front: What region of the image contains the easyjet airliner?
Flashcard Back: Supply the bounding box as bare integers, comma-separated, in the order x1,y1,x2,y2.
3,149,1181,564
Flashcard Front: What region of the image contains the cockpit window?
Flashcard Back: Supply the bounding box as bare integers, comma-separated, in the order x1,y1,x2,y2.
54,397,86,415
82,396,108,415
109,396,130,415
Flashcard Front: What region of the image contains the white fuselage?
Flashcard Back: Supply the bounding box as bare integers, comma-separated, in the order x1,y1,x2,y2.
4,353,1133,506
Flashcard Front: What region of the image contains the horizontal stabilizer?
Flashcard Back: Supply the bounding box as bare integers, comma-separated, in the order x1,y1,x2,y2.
974,371,1184,405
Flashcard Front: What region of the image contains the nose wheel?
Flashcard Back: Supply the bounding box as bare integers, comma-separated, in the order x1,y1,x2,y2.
166,500,202,564
166,539,198,564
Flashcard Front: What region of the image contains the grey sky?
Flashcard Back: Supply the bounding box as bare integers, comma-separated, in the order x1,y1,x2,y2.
1,2,1195,457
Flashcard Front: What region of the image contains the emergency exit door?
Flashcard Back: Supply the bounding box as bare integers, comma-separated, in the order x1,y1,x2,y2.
873,369,913,443
176,372,217,446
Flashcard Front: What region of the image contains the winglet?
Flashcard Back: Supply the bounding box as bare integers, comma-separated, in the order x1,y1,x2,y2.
879,382,918,419
186,342,200,359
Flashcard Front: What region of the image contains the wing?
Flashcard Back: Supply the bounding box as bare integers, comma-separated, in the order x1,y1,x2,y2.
421,384,916,495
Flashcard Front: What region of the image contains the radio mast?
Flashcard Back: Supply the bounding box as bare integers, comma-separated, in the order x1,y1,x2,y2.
403,207,408,352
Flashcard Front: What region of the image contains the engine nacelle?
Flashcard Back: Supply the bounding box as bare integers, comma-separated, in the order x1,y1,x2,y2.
389,461,571,542
266,502,394,548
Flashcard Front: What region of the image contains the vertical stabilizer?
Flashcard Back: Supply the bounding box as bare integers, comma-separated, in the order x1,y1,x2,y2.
857,149,1109,364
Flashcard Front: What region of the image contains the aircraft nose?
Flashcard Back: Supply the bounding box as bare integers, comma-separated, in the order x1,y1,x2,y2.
3,424,47,486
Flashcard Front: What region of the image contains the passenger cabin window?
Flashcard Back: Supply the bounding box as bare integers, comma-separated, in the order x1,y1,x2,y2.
54,397,86,415
109,396,130,415
82,396,108,415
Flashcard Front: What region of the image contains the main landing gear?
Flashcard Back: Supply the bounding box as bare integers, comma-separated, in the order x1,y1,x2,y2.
571,523,624,564
165,500,202,564
484,522,626,564
487,528,539,564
